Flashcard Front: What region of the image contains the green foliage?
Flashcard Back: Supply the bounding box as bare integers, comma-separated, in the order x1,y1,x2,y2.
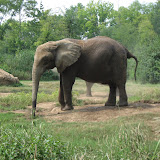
0,112,160,160
0,121,69,159
35,14,69,46
0,112,22,123
64,0,114,39
0,50,34,80
65,3,85,39
0,92,32,110
0,0,159,83
105,125,160,159
0,0,41,53
129,87,160,103
0,82,160,159
0,90,83,111
136,38,160,83
151,1,160,35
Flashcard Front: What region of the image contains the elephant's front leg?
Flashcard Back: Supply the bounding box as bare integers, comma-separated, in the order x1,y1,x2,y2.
61,72,75,111
59,75,65,109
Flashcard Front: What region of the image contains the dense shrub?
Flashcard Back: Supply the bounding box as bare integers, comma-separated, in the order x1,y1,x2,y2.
0,124,69,160
136,38,160,84
0,50,59,80
0,50,34,80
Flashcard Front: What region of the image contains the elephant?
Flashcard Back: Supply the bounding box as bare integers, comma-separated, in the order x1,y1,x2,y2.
85,81,94,97
51,68,93,97
32,36,138,117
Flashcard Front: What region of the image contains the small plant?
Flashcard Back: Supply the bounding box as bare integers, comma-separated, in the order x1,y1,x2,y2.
0,92,32,111
0,122,69,160
0,90,83,111
102,124,160,160
129,88,160,103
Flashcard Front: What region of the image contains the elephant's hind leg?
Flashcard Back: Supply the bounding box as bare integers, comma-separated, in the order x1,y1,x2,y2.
117,84,128,106
105,84,116,106
86,81,94,97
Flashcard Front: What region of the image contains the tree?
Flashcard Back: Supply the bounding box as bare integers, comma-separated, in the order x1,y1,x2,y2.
151,1,160,35
136,14,160,83
35,13,69,46
0,0,43,53
65,3,85,39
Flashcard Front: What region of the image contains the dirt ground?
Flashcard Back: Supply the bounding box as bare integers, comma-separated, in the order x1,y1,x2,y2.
1,91,160,137
25,102,160,123
7,92,159,122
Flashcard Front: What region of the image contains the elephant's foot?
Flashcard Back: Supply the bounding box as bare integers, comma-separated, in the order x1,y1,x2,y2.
31,108,36,118
117,101,128,107
105,101,116,106
59,100,65,108
61,105,74,111
86,94,92,97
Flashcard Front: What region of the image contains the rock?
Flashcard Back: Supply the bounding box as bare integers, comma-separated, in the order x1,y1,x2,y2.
0,69,20,85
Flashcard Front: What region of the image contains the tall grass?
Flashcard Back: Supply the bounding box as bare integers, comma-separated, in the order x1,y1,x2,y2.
0,90,83,111
67,123,160,159
129,88,160,103
0,114,159,160
0,81,160,159
0,118,69,159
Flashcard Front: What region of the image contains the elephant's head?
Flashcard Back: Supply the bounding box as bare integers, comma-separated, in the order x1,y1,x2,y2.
32,40,81,117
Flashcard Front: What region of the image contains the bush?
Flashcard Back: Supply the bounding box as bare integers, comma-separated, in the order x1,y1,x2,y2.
0,90,83,111
0,50,34,80
105,125,160,159
0,123,69,160
135,38,160,84
0,50,59,80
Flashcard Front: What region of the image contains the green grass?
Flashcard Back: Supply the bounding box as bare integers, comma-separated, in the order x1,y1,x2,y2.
127,82,160,103
0,80,160,159
0,90,83,111
0,113,160,159
0,122,69,159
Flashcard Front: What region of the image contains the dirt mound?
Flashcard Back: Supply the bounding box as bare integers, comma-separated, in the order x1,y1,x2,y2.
0,69,20,85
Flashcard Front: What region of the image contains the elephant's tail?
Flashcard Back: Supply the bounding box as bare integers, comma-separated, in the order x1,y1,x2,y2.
126,49,138,81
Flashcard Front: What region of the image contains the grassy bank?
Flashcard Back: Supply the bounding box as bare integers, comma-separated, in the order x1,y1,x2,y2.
0,80,159,111
0,112,160,159
0,80,160,159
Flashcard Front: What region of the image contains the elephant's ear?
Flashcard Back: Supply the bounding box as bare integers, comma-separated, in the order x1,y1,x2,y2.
55,40,81,73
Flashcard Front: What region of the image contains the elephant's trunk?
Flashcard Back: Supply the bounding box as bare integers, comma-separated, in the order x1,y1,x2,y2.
32,65,43,118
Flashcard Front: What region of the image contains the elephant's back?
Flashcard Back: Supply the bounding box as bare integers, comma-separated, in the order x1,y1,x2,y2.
76,36,128,83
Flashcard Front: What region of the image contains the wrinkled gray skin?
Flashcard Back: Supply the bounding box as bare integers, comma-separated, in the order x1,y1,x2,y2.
32,36,138,117
86,81,94,97
85,82,119,97
52,68,93,97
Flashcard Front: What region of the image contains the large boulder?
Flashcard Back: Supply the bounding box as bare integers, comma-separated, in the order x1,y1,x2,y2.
0,69,20,85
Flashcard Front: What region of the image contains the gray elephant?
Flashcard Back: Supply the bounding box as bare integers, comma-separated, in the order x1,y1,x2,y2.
51,68,93,97
85,81,94,97
32,36,138,117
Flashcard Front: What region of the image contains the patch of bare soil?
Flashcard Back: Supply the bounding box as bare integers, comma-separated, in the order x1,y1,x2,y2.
0,92,159,123
19,92,159,124
0,93,12,97
25,102,160,122
1,91,160,138
25,99,160,139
